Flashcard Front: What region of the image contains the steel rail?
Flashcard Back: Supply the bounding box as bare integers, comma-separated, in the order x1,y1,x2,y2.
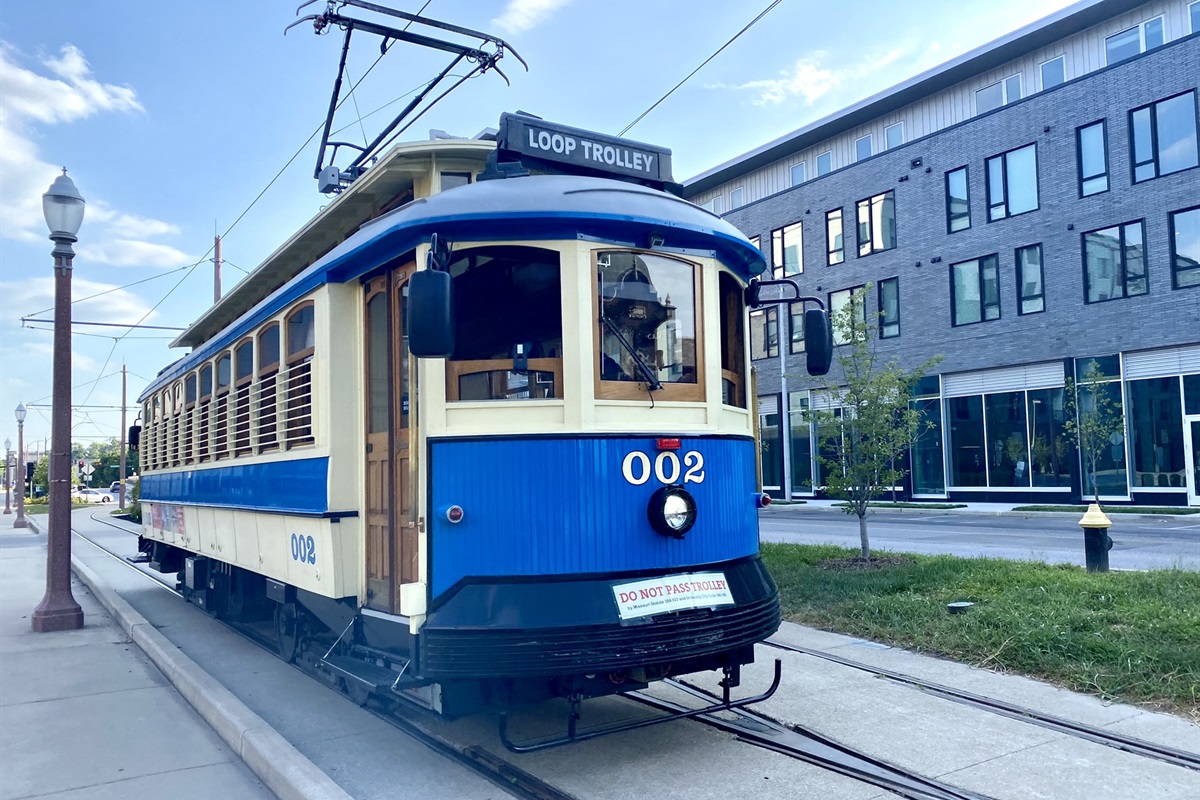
631,680,994,800
765,639,1200,773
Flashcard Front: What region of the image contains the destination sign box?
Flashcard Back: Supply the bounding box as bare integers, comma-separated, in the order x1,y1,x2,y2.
498,112,674,184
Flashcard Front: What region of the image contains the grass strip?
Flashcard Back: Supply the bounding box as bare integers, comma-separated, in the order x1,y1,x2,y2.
1012,505,1199,514
762,542,1200,719
832,501,968,510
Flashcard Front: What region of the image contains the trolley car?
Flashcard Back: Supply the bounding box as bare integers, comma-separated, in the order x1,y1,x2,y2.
134,114,831,744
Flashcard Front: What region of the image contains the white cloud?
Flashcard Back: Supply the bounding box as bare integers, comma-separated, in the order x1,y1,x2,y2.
79,239,193,268
728,46,927,107
2,276,159,326
492,0,573,34
0,43,187,268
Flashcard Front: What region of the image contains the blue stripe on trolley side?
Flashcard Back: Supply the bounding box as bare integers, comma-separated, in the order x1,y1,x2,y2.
140,457,329,514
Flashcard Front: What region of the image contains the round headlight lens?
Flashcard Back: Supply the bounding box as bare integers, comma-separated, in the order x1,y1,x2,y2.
647,486,697,538
663,494,691,530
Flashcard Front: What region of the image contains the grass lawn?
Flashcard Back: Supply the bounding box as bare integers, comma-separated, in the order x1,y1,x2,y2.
762,543,1200,719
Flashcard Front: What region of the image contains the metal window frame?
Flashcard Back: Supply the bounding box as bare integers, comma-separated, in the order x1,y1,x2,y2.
825,208,844,265
949,254,1001,327
1015,243,1045,315
750,307,779,361
1129,90,1200,184
1038,55,1066,91
771,220,804,278
884,121,904,150
854,134,873,162
1081,219,1149,304
816,151,833,176
790,161,806,187
944,165,971,234
878,276,900,339
1169,205,1200,290
855,189,897,257
1075,119,1109,197
985,142,1039,222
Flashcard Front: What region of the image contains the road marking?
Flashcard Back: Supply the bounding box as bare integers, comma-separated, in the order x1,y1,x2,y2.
1165,524,1200,530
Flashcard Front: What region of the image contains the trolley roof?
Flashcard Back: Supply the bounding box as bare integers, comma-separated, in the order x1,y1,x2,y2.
145,173,765,399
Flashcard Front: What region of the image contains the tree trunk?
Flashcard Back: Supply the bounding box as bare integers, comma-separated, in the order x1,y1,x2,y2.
858,513,870,560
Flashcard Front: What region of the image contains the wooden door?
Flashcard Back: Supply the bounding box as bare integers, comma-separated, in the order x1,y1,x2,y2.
363,267,418,613
393,274,418,584
364,276,393,610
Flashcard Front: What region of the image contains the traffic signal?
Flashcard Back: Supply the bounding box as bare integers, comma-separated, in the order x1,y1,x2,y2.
26,462,34,481
78,460,85,470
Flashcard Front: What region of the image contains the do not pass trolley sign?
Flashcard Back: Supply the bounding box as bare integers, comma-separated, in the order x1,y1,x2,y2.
612,573,734,620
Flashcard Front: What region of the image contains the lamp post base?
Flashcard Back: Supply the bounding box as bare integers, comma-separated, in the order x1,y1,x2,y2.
31,600,84,632
14,517,28,529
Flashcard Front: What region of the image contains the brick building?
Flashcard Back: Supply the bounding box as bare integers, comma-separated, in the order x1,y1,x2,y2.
684,0,1200,505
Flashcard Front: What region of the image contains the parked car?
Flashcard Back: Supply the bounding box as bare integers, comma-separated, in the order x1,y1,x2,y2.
75,488,113,504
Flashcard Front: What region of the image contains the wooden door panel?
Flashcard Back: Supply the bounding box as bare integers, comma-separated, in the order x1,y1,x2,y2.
364,276,393,611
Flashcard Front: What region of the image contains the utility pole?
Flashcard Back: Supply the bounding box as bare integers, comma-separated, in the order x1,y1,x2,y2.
213,234,222,304
119,364,127,510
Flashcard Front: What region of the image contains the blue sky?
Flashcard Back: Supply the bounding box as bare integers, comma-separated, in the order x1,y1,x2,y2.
0,0,1078,450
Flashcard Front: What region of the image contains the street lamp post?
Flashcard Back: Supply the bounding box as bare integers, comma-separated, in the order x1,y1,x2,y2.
32,169,85,633
3,438,11,515
15,404,28,528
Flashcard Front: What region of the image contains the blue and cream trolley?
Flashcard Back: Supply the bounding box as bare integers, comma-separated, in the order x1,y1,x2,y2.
134,114,830,744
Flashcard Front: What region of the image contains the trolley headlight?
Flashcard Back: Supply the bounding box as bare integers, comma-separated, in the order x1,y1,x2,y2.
647,486,697,539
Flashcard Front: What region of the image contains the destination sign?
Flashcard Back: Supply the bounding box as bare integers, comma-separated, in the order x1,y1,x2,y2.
498,112,674,183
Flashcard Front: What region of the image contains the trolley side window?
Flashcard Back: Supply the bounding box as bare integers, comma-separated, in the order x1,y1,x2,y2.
285,303,316,448
215,352,232,459
184,374,197,464
719,271,747,408
199,364,213,461
446,245,563,402
597,250,703,402
257,324,280,452
234,338,254,455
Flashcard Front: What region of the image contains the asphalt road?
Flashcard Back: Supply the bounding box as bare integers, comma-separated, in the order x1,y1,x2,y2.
759,507,1200,571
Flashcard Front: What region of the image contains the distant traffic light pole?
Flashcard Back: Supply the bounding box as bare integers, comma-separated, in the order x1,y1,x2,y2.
32,170,85,633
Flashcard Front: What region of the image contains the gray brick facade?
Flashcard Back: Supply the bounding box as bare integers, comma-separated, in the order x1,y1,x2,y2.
722,34,1200,503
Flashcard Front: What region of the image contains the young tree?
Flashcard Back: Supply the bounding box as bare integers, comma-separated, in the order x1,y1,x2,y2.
1063,361,1126,504
812,287,940,559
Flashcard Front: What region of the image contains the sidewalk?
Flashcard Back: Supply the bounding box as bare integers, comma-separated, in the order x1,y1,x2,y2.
0,510,280,800
764,497,1200,518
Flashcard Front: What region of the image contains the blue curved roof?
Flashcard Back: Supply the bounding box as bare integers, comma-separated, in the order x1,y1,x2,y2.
141,175,765,399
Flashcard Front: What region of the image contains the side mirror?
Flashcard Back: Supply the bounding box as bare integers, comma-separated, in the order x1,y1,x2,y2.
128,424,142,451
408,269,455,357
804,309,832,376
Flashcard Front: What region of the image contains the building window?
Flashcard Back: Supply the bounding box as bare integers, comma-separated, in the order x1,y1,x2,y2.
790,162,806,186
885,122,904,150
878,277,900,338
771,221,803,278
1016,244,1045,315
730,187,744,209
1076,120,1109,196
1128,377,1185,488
986,143,1038,221
826,209,844,265
1192,0,1200,33
711,195,725,215
789,305,806,354
1040,56,1065,90
789,393,814,494
1130,91,1199,183
828,286,865,345
1171,206,1200,289
750,308,778,360
951,255,1000,326
856,190,896,257
976,74,1021,114
1105,17,1164,65
1083,221,1148,303
855,135,872,162
945,166,970,233
816,151,832,176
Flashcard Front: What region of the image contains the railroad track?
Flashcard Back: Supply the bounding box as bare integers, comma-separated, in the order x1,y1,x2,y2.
73,512,578,800
764,638,1200,773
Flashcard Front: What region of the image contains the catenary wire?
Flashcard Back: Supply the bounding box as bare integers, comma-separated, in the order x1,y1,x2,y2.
618,0,783,137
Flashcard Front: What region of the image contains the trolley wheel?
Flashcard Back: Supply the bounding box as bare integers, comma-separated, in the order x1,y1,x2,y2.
274,602,300,663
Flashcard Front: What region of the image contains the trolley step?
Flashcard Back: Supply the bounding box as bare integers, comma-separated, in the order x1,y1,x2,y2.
320,654,415,692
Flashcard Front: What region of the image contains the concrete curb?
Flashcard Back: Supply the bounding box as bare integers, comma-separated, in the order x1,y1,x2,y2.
66,537,352,800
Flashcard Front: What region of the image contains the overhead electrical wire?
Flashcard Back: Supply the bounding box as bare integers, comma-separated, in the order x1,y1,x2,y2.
618,0,783,137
